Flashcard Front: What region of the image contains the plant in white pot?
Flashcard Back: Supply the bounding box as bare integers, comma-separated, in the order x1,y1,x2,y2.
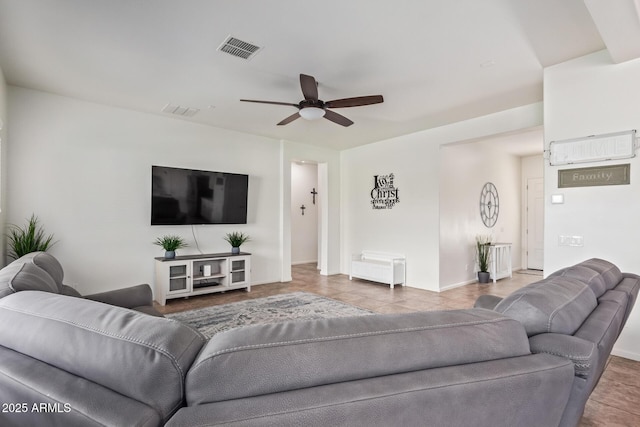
153,235,188,259
224,232,250,254
476,235,492,283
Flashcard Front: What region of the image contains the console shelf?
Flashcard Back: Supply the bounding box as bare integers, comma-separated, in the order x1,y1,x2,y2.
154,252,251,305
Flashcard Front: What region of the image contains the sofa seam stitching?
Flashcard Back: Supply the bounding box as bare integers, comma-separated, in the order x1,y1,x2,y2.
196,317,517,363
547,285,594,333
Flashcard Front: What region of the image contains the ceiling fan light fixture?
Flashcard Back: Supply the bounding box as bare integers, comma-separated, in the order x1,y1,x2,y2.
299,107,326,120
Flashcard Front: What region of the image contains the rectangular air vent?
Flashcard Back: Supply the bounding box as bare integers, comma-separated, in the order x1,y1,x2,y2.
161,104,200,117
217,36,262,60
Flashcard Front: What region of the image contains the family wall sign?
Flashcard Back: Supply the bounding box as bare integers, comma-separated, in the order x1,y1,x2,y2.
371,173,400,209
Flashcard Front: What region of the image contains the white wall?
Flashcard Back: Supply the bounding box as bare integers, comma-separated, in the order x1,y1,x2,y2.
544,49,640,360
291,162,318,264
7,87,283,295
0,66,6,263
342,103,543,291
439,141,522,289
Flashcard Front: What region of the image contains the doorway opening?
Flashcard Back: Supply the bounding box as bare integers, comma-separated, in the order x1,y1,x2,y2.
291,161,320,269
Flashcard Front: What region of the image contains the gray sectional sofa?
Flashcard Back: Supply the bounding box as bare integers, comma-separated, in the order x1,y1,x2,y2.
475,258,639,427
0,251,163,317
0,253,637,427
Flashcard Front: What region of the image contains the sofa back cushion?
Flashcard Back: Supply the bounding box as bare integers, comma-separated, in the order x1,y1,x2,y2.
0,262,59,298
0,291,206,423
11,251,65,293
494,276,597,337
185,309,531,405
549,258,622,298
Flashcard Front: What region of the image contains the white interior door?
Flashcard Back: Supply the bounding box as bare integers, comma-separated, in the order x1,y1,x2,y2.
527,177,544,270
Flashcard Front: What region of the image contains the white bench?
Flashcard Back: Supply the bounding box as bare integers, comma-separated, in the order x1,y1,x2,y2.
350,251,406,288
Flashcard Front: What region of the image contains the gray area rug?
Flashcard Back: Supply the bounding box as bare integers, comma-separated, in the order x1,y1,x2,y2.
167,291,373,338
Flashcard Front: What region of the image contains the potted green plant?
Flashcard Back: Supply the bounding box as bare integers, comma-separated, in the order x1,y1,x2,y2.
6,214,56,259
224,231,250,254
153,235,188,259
476,235,492,283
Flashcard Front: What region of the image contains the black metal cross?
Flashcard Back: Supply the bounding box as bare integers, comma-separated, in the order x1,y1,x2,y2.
310,188,318,204
300,205,306,215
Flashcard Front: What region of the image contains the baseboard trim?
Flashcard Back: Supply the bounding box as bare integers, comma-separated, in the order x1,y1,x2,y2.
291,260,318,266
440,279,477,292
611,347,640,361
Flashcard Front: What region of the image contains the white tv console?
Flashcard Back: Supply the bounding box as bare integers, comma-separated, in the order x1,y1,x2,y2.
154,252,251,305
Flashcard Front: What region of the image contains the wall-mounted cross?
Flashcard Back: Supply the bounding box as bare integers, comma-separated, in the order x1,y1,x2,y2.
300,205,306,215
310,188,318,204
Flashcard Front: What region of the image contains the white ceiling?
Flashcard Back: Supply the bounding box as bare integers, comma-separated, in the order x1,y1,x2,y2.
0,0,639,152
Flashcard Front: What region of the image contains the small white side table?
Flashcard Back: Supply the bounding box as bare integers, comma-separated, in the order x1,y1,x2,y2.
489,243,512,283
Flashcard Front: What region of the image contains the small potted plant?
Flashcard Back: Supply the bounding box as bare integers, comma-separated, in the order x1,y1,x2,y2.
153,235,188,259
224,231,250,254
476,235,492,283
6,214,56,259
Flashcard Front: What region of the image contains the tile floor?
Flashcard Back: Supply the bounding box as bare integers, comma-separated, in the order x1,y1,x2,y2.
155,264,640,426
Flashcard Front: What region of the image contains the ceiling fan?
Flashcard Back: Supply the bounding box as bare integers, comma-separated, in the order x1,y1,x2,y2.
241,74,383,127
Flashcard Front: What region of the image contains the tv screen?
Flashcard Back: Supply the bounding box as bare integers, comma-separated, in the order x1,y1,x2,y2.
151,166,248,225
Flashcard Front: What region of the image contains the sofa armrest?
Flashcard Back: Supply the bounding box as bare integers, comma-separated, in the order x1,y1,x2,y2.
61,284,82,297
474,294,503,310
528,333,596,378
0,291,205,424
84,284,153,309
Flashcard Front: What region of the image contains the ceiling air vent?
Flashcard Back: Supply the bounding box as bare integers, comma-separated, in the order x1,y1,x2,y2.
217,36,262,60
161,103,200,117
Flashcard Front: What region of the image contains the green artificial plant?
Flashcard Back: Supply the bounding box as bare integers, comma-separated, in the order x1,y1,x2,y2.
223,231,251,248
153,235,188,252
476,235,492,273
6,214,56,260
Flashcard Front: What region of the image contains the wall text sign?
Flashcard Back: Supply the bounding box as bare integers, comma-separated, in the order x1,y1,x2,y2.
549,130,636,165
371,173,400,209
558,164,630,188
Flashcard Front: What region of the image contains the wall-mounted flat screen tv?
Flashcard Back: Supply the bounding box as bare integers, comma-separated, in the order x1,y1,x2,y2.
151,166,248,225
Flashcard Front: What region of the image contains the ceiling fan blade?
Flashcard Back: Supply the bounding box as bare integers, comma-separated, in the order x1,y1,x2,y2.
323,110,354,127
240,99,299,107
300,74,319,101
324,95,384,108
277,112,301,126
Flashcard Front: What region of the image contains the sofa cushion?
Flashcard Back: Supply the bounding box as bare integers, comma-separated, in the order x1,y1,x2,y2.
13,251,65,292
549,258,622,298
0,345,162,427
494,276,597,337
0,291,206,423
581,259,624,290
185,309,531,405
170,354,574,427
0,262,59,297
613,275,640,300
549,265,608,298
